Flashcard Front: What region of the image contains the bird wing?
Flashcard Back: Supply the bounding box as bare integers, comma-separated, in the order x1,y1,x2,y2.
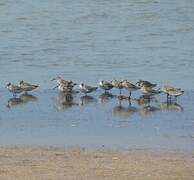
21,82,39,88
85,85,97,91
12,85,23,91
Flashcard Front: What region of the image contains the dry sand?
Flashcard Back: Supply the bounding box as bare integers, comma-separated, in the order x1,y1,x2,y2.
0,146,193,180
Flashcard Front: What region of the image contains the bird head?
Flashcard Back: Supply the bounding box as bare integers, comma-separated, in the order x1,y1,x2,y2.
99,80,104,86
51,76,61,81
80,82,84,88
19,80,24,84
6,82,11,88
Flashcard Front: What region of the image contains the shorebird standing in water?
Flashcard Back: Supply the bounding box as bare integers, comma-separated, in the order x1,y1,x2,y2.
111,80,123,95
56,83,77,93
19,80,39,93
99,80,114,92
51,76,77,86
140,86,161,98
51,76,77,92
160,85,184,100
121,80,140,97
6,82,23,97
79,83,98,95
136,80,157,89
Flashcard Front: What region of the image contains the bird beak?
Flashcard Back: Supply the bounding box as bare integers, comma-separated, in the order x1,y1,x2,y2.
51,78,56,81
53,85,58,90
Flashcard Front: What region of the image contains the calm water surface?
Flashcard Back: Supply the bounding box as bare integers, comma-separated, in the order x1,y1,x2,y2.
0,0,194,151
0,89,194,151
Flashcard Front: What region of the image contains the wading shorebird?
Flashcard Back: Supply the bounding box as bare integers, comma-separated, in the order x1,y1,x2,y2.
99,80,114,92
6,82,23,97
136,80,157,89
79,83,98,95
160,85,184,100
121,80,140,97
51,76,77,86
140,86,161,98
111,80,123,95
56,82,75,93
51,76,77,91
19,80,39,93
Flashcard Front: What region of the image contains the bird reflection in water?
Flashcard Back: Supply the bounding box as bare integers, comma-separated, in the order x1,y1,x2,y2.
79,95,97,107
133,95,155,106
7,94,38,109
158,101,184,112
19,94,38,103
140,105,160,116
55,92,78,112
7,98,23,108
139,98,184,116
112,100,138,119
99,92,116,103
117,95,132,106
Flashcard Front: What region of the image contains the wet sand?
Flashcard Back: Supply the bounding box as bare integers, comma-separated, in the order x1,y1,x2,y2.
0,146,193,180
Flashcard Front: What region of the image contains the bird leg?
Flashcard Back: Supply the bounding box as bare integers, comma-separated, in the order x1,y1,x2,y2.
167,95,172,103
128,99,131,106
119,89,122,95
119,99,122,107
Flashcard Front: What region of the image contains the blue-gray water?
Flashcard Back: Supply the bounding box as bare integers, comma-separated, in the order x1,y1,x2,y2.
0,0,194,151
0,90,194,151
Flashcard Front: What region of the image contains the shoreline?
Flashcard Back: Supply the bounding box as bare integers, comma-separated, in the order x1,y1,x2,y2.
0,146,193,179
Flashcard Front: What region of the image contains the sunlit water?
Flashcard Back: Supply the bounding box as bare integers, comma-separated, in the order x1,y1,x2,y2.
0,0,194,151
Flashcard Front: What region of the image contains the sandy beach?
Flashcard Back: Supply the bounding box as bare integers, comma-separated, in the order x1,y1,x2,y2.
0,146,193,180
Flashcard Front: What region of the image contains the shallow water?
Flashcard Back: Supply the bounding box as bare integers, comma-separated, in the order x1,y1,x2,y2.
0,89,194,152
0,0,194,151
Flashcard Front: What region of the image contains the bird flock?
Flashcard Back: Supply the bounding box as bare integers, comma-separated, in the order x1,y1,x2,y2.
6,76,184,102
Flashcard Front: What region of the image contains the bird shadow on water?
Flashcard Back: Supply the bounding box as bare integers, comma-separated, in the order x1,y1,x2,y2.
7,94,38,109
